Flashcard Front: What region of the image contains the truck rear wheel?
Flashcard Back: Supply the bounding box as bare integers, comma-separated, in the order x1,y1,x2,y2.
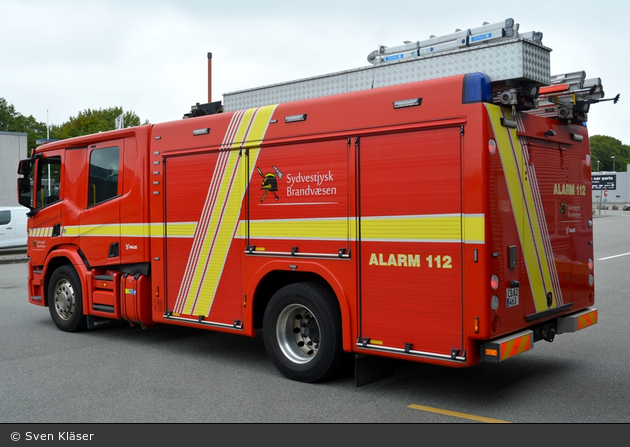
263,281,343,383
48,265,87,332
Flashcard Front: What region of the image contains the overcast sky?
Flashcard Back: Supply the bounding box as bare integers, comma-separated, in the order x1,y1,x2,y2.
1,0,627,148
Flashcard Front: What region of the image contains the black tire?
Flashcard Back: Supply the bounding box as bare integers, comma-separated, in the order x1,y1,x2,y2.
263,281,343,383
48,265,87,332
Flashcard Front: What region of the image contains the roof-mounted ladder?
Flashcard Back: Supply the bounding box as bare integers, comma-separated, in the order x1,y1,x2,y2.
527,72,619,122
367,18,543,65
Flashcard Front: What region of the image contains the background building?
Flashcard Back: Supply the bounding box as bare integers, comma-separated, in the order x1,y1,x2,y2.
0,131,28,206
592,166,629,208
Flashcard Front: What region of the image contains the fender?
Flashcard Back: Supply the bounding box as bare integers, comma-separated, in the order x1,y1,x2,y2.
42,246,90,312
244,260,354,352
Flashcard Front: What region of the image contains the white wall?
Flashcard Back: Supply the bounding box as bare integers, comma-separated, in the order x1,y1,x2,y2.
0,131,28,206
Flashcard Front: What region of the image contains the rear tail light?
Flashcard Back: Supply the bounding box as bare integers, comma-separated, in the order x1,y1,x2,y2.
491,316,500,332
491,294,499,311
488,139,497,155
491,274,499,290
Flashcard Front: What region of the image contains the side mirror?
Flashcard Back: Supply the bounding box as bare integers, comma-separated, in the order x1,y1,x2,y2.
17,159,32,176
17,177,33,209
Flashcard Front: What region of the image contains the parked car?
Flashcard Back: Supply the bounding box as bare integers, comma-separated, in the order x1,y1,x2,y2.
0,206,28,249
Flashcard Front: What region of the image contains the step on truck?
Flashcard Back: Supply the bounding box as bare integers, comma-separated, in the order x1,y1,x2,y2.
17,18,605,384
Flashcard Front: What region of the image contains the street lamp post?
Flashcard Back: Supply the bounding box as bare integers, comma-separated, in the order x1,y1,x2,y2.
597,160,600,171
611,156,615,171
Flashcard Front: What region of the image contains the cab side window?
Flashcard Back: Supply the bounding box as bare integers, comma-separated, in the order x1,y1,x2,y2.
36,157,61,208
88,146,120,207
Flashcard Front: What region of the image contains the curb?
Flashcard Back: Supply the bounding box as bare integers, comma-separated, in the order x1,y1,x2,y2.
0,255,28,265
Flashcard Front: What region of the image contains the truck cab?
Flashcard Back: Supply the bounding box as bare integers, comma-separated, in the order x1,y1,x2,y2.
16,126,152,329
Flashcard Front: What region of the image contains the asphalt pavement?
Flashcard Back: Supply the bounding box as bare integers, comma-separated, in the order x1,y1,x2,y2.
0,247,27,264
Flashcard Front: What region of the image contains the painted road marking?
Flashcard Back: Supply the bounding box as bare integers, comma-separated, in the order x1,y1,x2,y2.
598,252,630,261
408,404,511,423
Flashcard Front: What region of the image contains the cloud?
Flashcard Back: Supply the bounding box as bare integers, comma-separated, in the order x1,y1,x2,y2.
1,0,627,145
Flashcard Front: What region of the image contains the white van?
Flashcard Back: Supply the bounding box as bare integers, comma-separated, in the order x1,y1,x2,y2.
0,206,29,249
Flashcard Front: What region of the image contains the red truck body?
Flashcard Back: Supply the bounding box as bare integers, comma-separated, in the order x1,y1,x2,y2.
18,71,597,383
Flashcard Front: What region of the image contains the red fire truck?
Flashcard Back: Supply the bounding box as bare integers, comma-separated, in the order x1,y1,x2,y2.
17,19,601,384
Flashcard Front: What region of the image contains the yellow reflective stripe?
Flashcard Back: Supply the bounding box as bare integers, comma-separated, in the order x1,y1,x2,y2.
29,227,53,237
61,224,120,237
172,110,250,313
486,104,555,313
179,105,278,317
58,224,156,238
500,333,532,361
33,213,484,244
230,108,257,149
166,223,196,238
241,214,484,243
149,223,165,238
578,310,598,330
120,223,153,237
61,226,79,237
362,215,461,241
183,151,239,315
245,218,351,240
362,214,484,243
462,214,485,244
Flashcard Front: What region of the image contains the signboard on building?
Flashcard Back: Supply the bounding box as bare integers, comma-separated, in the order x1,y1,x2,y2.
592,174,616,190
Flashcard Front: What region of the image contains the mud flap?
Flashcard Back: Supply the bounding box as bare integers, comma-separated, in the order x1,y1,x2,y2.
86,315,114,330
355,354,396,387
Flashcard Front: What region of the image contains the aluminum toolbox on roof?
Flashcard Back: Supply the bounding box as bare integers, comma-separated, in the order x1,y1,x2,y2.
223,35,551,111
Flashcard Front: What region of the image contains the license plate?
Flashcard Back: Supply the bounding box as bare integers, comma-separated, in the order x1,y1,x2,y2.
506,288,519,308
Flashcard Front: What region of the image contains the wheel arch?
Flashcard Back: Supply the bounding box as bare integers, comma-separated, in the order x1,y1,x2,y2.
246,260,352,352
42,247,89,310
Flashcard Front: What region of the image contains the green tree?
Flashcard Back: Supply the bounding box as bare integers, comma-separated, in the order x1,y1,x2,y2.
590,135,629,172
0,97,47,150
51,107,147,140
1,99,148,151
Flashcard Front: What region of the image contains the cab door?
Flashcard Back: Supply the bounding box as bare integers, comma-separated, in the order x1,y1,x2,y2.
78,140,123,267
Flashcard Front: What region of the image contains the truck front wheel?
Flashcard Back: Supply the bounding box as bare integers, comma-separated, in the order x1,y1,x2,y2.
263,282,344,383
48,265,87,332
